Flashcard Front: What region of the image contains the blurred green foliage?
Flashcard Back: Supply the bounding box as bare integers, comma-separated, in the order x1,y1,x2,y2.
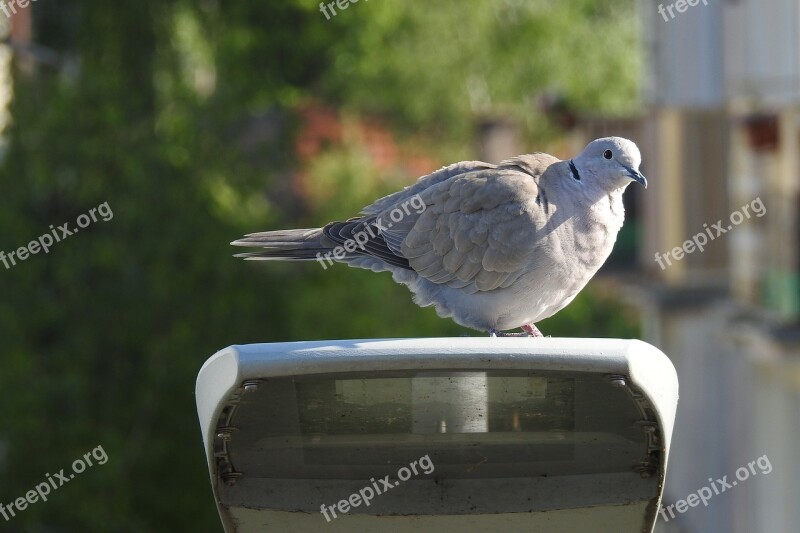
0,0,639,530
321,0,642,150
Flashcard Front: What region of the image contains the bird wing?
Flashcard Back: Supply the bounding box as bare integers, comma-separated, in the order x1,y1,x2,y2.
320,161,498,271
361,160,496,215
376,153,559,293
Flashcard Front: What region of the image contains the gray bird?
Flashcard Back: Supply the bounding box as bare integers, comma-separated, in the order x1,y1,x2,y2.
232,137,646,336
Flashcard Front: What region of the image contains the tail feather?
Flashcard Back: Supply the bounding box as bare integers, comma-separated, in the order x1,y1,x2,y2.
231,228,329,261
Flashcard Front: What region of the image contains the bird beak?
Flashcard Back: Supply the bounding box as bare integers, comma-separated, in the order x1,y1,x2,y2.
625,166,648,188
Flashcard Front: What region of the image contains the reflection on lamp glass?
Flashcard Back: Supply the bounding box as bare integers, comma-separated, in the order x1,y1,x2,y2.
296,373,573,436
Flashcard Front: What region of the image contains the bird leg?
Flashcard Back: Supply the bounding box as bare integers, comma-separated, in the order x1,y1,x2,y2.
521,324,544,337
488,325,544,337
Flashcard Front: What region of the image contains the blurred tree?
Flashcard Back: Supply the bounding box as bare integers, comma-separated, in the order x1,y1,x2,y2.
0,0,640,531
318,0,642,152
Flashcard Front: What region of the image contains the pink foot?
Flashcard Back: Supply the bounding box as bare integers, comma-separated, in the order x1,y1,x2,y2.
521,324,544,337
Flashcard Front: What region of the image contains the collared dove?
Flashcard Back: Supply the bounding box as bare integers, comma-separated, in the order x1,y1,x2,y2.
232,137,646,336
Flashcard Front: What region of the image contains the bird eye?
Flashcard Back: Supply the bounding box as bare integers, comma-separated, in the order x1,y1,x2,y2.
603,150,613,160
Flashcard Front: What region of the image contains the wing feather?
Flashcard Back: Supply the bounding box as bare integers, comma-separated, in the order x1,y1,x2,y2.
320,153,559,291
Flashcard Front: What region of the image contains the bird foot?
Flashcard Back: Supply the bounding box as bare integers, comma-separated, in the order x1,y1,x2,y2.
488,324,544,337
521,324,544,337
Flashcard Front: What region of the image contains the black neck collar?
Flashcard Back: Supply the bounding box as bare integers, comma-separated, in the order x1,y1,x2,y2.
568,159,581,181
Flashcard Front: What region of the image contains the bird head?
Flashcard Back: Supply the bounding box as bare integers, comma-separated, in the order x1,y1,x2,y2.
570,137,647,190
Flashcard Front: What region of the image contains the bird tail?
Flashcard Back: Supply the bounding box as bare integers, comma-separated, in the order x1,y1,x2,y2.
230,228,329,261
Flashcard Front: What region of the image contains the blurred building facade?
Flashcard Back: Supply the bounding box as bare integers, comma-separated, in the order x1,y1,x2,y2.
625,1,800,531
